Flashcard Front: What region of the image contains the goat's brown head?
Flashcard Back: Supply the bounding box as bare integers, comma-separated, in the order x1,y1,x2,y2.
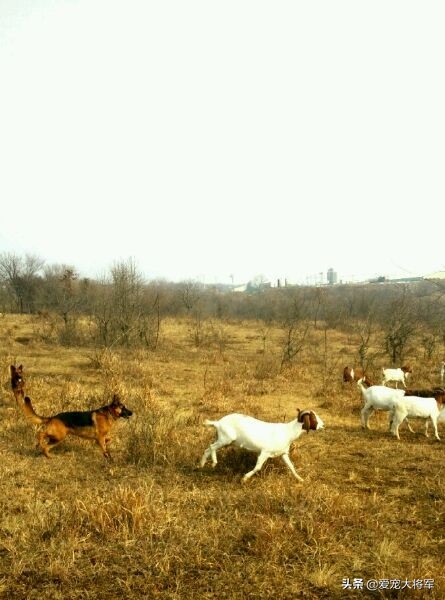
297,409,319,433
362,375,374,387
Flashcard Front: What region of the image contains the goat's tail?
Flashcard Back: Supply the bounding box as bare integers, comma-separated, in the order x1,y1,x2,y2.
203,419,217,427
21,396,49,425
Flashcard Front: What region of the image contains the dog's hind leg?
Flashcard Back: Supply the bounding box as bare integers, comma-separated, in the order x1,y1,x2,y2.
38,431,66,458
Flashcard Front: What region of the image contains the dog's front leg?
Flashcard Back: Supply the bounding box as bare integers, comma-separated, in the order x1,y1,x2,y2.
97,435,112,459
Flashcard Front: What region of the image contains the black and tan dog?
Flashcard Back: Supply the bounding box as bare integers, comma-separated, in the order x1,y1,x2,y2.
22,394,133,458
10,364,25,403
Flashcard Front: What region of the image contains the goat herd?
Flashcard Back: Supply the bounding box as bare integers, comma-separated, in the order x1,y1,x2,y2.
343,363,445,442
7,361,445,483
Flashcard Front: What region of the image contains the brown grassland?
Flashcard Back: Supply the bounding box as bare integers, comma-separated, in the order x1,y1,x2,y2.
0,314,444,599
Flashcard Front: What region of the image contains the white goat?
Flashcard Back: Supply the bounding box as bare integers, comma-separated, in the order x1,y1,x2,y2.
357,378,411,431
390,396,445,440
381,366,412,388
199,409,324,482
440,361,445,385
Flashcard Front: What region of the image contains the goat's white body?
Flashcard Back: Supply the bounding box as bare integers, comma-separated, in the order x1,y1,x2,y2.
390,396,444,440
200,412,324,482
357,379,409,431
381,367,410,388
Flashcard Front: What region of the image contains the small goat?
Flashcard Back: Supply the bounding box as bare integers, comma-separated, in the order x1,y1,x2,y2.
381,366,412,388
390,395,445,440
357,378,409,431
199,409,324,482
440,361,445,385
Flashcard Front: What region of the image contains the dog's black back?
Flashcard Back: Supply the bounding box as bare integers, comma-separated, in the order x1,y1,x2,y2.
55,410,95,428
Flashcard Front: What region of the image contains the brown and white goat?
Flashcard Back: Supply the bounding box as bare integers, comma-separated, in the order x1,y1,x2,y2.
200,409,324,482
381,365,412,388
390,392,445,441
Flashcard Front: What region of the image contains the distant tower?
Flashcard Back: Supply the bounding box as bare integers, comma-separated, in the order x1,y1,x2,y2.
327,267,338,285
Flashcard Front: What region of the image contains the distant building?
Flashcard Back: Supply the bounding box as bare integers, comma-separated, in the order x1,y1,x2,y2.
327,267,338,285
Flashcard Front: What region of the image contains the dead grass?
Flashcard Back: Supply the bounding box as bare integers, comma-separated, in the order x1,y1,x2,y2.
0,314,444,599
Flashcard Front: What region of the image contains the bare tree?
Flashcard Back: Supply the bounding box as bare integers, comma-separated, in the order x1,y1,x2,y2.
181,281,200,313
0,252,44,312
89,259,160,349
379,285,418,364
38,265,86,344
280,294,311,369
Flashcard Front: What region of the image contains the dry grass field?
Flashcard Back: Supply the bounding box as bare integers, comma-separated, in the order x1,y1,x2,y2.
1,314,444,599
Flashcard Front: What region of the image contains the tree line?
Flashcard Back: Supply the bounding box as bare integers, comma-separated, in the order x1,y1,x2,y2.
1,252,444,367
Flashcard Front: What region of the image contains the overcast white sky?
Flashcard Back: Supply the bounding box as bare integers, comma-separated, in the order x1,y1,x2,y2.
0,1,444,285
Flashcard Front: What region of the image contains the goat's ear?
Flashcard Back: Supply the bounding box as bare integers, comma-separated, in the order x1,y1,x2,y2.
298,409,312,433
309,411,318,430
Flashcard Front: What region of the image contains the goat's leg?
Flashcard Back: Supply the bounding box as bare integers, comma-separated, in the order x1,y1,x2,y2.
242,451,270,483
200,438,231,468
361,406,373,429
404,418,415,434
390,418,401,440
423,419,440,440
431,418,440,441
281,453,304,482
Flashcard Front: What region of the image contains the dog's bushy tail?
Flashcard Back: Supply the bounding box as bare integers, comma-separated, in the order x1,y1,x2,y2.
22,396,49,425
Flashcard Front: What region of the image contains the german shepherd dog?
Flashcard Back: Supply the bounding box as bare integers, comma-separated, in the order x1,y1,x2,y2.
22,394,133,458
10,364,25,403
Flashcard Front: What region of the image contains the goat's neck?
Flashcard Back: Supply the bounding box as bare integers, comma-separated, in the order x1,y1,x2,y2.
288,418,305,440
